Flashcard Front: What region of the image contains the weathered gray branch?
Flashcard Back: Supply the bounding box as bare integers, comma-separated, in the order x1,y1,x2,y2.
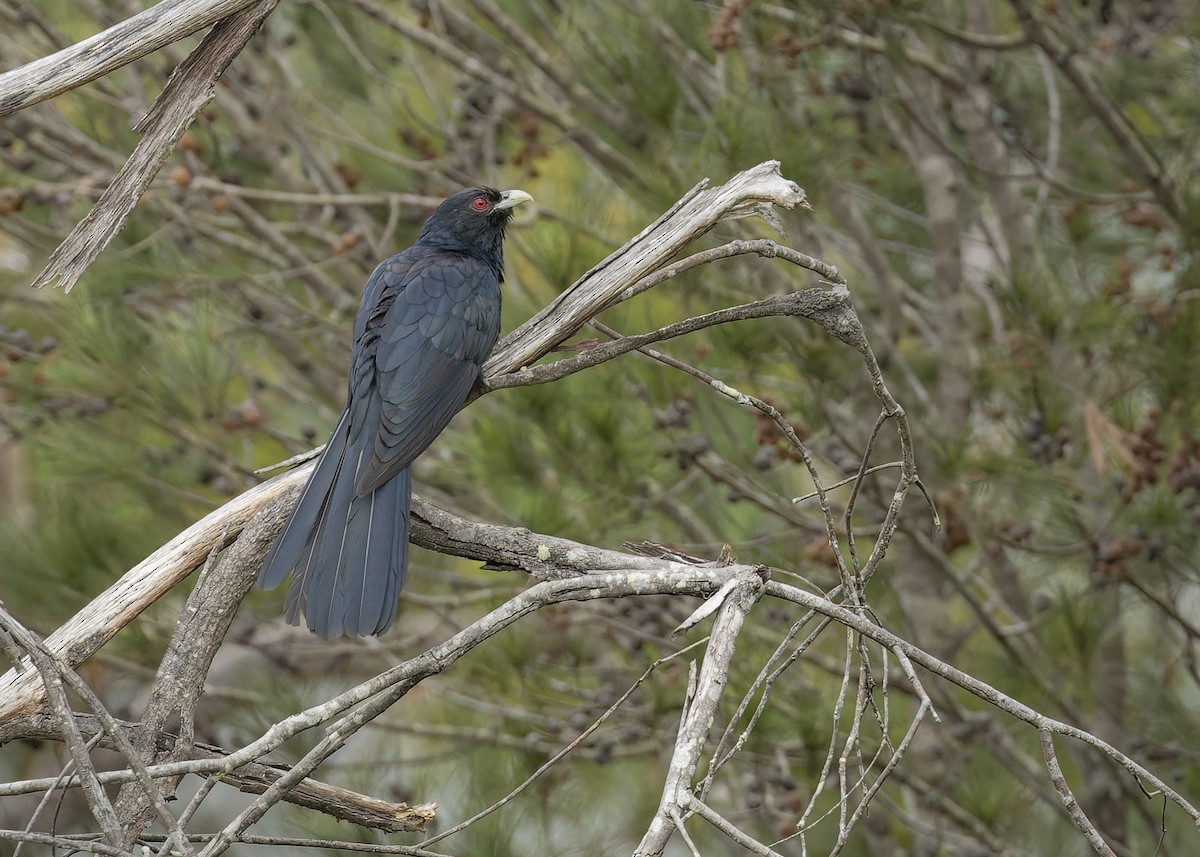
635,574,765,856
486,286,849,393
0,0,259,117
1041,727,1117,857
485,161,809,375
30,0,280,292
0,464,304,722
761,579,1200,830
111,497,277,847
0,714,435,833
0,162,805,719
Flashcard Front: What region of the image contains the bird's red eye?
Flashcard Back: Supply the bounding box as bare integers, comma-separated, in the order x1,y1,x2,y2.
472,196,489,211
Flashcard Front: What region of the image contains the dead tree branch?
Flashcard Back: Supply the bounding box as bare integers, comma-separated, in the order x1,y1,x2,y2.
486,161,808,375
1,160,1193,855
30,0,280,291
635,573,765,856
0,0,259,117
0,463,302,722
0,715,434,833
0,162,806,720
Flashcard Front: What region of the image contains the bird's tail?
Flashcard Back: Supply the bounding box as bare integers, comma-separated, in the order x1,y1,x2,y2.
258,411,410,637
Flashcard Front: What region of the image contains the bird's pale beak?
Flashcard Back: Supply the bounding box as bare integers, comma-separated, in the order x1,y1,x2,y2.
495,189,533,210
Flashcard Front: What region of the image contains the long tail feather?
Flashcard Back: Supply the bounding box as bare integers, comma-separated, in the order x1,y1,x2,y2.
259,410,352,591
258,409,411,637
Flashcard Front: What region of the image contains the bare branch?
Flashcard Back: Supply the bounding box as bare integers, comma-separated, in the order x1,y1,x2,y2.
1040,728,1118,857
830,687,931,856
30,0,280,291
0,609,123,848
0,463,303,722
635,573,764,856
418,639,709,849
486,287,849,393
685,795,785,857
0,829,129,857
763,580,1200,828
0,721,435,833
111,518,265,846
0,0,258,116
141,835,451,855
195,568,756,857
700,614,834,800
614,237,845,305
0,609,194,854
486,161,809,375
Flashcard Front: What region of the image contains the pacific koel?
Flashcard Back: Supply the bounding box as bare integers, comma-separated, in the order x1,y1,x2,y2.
258,187,532,637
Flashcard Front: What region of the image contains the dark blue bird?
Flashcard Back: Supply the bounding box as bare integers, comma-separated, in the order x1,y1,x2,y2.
259,187,532,637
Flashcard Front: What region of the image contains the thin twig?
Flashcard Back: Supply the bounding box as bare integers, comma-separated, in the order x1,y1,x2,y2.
614,238,844,305
417,638,709,848
843,409,891,574
1,609,196,854
762,579,1200,826
589,317,854,591
791,462,904,504
670,808,704,857
0,829,130,857
684,794,787,857
12,733,104,857
700,614,834,799
485,289,848,393
829,697,931,856
140,833,454,855
0,611,123,848
1040,728,1118,857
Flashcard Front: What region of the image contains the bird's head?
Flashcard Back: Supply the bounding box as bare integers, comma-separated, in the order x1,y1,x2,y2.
417,187,533,277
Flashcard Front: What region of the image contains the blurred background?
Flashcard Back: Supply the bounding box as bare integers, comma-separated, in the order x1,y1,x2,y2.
1,1,1198,854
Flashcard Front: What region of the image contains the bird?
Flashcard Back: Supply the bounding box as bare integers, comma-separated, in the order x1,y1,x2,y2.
258,186,532,637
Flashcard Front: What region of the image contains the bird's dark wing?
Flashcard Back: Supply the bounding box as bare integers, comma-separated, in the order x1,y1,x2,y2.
349,248,501,496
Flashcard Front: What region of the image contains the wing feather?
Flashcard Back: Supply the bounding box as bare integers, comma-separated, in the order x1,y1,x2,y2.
347,248,501,497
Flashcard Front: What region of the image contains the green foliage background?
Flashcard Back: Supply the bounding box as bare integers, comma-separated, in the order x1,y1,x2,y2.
2,1,1199,854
